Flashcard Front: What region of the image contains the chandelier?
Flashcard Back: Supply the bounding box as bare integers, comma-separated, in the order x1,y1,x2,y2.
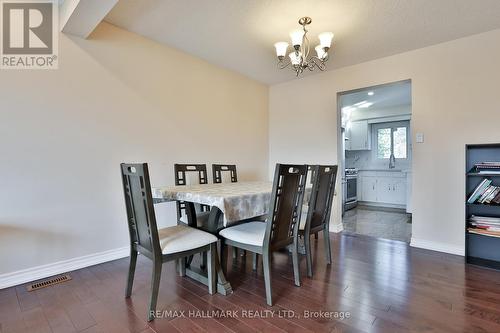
274,17,334,77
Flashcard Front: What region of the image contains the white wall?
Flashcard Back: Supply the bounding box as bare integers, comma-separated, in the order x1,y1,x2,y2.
269,28,500,255
0,23,268,279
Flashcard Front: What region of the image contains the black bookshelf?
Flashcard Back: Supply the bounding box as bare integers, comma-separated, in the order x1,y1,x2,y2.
465,144,500,270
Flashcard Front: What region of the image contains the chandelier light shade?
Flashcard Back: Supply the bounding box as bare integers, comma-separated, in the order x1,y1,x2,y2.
315,45,326,59
274,42,289,58
290,29,305,47
274,17,334,76
318,32,334,48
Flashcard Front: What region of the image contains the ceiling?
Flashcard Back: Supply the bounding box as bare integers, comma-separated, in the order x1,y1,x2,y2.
105,0,500,85
340,81,411,110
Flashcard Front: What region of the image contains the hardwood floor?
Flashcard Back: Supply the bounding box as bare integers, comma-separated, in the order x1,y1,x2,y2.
1,232,500,332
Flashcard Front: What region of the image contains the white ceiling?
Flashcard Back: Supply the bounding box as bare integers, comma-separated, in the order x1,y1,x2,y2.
340,81,411,110
105,0,500,85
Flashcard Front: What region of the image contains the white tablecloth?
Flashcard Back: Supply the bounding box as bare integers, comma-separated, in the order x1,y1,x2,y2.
153,181,273,226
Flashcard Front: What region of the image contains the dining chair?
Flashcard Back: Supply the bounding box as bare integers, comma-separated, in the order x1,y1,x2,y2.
121,163,218,321
212,164,238,184
174,164,211,228
299,165,338,277
212,164,244,260
305,165,319,240
219,163,308,306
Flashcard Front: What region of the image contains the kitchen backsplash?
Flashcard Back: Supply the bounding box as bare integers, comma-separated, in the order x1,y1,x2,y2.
345,149,411,170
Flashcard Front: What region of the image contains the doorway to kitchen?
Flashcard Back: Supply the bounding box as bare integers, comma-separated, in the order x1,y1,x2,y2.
338,80,412,242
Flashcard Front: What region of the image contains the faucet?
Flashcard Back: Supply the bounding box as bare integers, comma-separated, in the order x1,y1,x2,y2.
389,153,396,169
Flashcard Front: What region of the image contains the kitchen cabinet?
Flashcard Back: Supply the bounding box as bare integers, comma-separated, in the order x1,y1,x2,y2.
359,171,407,206
347,120,371,150
360,176,377,202
392,178,407,205
376,177,393,203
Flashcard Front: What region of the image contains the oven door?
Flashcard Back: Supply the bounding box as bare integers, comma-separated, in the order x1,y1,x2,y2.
345,176,358,204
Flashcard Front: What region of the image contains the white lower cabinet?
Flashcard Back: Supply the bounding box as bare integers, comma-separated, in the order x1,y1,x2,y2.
359,171,407,206
376,177,393,203
360,176,377,202
392,178,407,205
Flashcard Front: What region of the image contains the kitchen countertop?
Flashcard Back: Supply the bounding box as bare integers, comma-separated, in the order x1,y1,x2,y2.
357,168,411,173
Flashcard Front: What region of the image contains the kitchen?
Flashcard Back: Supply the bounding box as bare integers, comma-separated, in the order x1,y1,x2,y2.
340,81,412,242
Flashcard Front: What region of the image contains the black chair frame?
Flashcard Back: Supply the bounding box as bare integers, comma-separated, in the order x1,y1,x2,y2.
121,163,216,321
212,164,238,184
300,164,338,277
174,164,210,222
220,163,308,305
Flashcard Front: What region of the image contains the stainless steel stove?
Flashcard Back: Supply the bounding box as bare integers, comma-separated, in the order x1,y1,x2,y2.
343,168,358,212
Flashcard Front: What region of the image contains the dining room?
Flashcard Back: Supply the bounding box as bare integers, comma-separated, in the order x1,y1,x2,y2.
2,1,500,333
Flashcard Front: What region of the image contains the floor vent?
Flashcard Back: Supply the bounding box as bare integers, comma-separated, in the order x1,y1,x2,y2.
27,274,72,292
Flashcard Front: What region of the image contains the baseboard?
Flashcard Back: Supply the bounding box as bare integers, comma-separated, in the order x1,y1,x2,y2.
329,223,343,233
358,201,406,210
0,246,130,289
357,203,407,214
410,237,464,256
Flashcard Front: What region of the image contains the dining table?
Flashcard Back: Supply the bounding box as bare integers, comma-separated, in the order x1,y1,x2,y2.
152,180,275,295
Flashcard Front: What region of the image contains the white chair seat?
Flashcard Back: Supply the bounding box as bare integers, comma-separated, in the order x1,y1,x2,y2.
219,221,267,247
158,224,217,255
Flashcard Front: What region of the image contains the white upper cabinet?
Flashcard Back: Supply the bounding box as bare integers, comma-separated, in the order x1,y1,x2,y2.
347,120,371,150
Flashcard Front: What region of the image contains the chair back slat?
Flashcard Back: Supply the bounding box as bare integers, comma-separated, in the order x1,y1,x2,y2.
174,164,208,186
265,164,307,250
307,165,338,231
212,164,238,183
174,164,209,223
121,163,160,256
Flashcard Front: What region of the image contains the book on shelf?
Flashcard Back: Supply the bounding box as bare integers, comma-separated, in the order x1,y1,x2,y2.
467,179,492,203
478,185,497,203
478,170,500,174
468,228,500,238
469,215,500,223
474,162,500,172
468,215,500,233
469,224,500,232
475,161,500,168
484,187,500,203
492,191,500,204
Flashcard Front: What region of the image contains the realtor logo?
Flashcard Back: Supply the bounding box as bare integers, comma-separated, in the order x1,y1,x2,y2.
1,0,58,69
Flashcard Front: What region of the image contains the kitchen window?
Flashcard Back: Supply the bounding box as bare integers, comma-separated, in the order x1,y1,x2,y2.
374,121,409,159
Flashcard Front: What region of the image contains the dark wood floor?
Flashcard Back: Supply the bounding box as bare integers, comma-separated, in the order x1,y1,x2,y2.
2,233,500,333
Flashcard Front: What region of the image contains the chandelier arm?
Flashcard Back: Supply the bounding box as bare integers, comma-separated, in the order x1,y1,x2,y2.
310,56,327,71
307,56,317,72
291,64,302,76
277,58,291,70
295,66,302,77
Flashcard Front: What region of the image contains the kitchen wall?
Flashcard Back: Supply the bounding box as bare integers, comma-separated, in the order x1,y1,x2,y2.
269,28,500,255
346,119,412,171
346,145,411,171
0,22,268,282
